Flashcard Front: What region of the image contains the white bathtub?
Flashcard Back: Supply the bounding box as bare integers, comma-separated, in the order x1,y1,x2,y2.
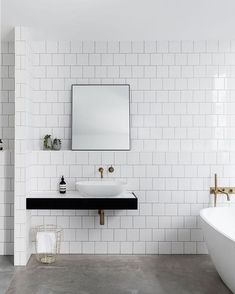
200,207,235,293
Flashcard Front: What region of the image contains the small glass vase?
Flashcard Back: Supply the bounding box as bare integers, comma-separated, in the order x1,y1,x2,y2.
53,139,61,151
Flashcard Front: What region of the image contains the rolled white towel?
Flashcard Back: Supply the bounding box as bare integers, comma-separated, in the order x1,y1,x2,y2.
36,231,56,254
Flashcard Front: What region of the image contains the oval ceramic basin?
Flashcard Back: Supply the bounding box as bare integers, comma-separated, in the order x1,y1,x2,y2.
76,181,127,197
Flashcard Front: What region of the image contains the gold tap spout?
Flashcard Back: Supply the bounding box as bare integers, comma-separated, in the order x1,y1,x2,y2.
217,189,230,201
98,167,104,179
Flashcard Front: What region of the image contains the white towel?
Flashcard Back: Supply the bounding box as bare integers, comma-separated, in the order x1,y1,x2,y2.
36,231,56,254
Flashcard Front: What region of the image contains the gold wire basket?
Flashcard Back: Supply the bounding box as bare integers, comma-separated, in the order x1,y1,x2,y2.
34,225,62,264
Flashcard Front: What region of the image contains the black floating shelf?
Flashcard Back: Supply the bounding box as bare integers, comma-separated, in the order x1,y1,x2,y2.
26,193,138,210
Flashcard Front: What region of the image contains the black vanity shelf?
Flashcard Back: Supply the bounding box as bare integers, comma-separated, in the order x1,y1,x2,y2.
26,192,138,210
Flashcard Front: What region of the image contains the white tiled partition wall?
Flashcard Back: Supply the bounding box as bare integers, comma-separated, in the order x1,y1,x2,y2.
27,39,235,256
0,42,14,255
14,27,33,265
1,41,15,150
0,151,14,255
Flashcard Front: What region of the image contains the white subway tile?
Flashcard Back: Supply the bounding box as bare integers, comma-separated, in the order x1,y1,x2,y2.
83,41,95,53
89,229,101,241
58,41,70,53
95,242,107,254
71,41,83,53
114,54,125,65
95,41,107,53
101,229,113,241
120,242,132,254
120,41,132,53
52,54,64,65
108,242,120,254
169,41,181,53
82,242,94,254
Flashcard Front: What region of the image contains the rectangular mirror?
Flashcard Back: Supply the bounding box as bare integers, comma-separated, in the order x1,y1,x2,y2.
72,84,130,150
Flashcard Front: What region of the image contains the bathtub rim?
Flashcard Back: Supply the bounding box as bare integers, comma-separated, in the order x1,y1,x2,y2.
200,206,235,244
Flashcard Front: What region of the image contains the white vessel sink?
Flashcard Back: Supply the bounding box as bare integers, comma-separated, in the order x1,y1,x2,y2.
76,181,127,197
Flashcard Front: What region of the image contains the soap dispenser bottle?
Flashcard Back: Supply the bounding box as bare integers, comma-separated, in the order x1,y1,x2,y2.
59,176,66,194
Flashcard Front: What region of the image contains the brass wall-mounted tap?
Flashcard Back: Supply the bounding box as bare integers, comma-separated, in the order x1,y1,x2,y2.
210,174,231,206
98,167,104,179
108,165,114,173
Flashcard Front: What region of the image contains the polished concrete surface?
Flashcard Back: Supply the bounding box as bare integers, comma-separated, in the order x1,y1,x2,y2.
1,255,232,294
0,256,14,294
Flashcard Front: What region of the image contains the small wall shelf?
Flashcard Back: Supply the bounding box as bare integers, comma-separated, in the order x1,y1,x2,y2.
26,191,138,210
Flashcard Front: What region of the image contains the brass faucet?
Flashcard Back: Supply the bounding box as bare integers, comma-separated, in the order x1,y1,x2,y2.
98,209,104,225
98,167,104,179
210,174,231,206
217,189,230,202
108,165,114,173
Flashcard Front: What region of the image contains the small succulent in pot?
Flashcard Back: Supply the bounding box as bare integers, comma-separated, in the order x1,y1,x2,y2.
53,138,61,151
43,134,53,150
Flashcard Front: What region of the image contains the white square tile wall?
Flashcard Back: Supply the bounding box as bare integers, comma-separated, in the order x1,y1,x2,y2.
0,151,14,255
0,42,15,256
14,27,33,265
6,33,235,262
0,42,15,150
26,40,235,256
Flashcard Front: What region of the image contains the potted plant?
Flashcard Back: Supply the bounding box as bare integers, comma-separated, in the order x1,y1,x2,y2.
43,135,52,150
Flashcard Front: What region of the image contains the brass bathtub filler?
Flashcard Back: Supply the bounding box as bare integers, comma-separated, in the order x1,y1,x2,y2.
210,174,231,207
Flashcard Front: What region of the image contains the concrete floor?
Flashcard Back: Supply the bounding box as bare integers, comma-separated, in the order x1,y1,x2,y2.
0,256,14,294
1,255,232,294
